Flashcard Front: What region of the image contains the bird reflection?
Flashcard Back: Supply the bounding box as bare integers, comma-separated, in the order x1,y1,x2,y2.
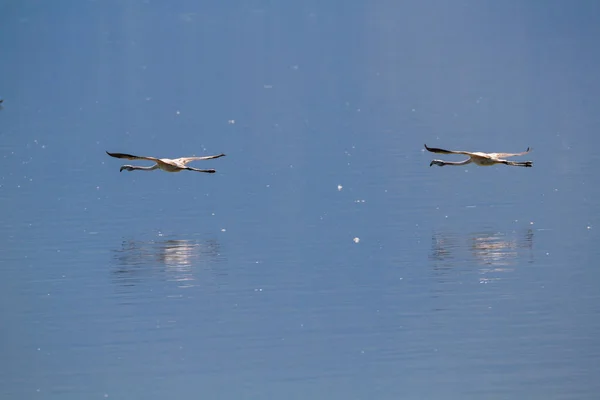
430,229,534,282
471,230,533,266
111,238,223,290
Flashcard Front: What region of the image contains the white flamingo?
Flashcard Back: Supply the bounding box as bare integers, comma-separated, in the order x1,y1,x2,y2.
106,151,225,173
425,144,532,167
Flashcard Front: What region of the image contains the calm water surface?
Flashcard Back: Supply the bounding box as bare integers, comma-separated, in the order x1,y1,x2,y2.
1,1,600,399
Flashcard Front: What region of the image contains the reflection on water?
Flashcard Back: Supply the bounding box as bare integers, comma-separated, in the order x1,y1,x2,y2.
111,237,224,289
471,229,534,265
431,229,534,282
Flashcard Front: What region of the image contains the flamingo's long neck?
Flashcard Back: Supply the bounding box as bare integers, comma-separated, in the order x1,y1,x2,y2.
437,158,472,166
122,164,159,171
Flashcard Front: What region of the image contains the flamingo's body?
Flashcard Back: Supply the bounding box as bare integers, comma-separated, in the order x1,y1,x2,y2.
106,151,225,173
425,144,532,167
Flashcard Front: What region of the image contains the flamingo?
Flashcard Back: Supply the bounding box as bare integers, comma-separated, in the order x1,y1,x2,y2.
425,144,532,167
106,151,225,173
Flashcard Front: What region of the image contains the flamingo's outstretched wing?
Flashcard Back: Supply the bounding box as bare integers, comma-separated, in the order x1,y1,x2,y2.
489,148,531,159
174,153,226,165
424,144,473,156
106,151,159,162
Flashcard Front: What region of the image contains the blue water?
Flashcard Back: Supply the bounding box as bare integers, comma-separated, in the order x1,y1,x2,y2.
2,1,600,399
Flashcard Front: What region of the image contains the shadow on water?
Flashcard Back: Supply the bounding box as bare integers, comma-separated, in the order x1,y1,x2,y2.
430,229,534,283
111,237,225,290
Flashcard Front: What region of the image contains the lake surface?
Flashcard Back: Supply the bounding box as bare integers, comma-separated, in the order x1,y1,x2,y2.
1,1,600,399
